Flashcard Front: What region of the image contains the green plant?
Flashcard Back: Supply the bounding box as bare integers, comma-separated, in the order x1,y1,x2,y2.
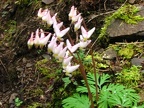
98,84,140,108
62,73,142,108
118,47,134,59
14,97,23,107
117,65,141,88
62,93,91,108
76,73,110,94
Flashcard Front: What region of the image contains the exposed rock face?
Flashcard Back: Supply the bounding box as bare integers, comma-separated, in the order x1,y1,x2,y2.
107,5,144,38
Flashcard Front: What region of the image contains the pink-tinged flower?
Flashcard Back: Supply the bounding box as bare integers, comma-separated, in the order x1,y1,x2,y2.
63,64,80,77
62,56,73,68
72,13,81,24
79,40,91,48
68,6,77,20
47,13,58,27
38,8,48,18
39,33,51,48
57,46,67,61
40,29,45,38
74,16,83,32
41,9,57,27
27,32,34,49
81,26,95,41
66,39,79,53
53,24,70,39
52,13,58,24
41,10,49,21
34,29,40,48
53,22,63,30
53,42,64,58
47,35,57,52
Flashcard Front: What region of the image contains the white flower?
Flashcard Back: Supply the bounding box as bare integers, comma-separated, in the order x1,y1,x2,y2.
66,39,79,53
37,8,48,18
62,56,73,68
57,46,67,61
39,33,51,48
33,29,40,48
27,32,34,49
47,35,57,52
74,16,83,32
79,40,91,48
47,13,57,27
68,6,77,20
53,42,64,58
71,13,81,24
53,24,70,39
81,26,95,41
63,64,80,77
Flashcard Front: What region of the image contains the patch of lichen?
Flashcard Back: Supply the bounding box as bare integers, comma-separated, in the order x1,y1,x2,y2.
98,4,144,43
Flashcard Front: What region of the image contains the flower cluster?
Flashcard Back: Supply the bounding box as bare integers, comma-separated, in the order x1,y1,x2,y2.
27,6,95,77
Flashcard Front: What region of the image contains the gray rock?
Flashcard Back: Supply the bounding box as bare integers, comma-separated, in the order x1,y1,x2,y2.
9,93,18,104
42,54,51,60
103,48,117,60
131,58,144,66
26,63,33,67
107,5,144,38
42,0,54,4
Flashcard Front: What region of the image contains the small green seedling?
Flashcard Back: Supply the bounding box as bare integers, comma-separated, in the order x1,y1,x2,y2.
14,97,23,107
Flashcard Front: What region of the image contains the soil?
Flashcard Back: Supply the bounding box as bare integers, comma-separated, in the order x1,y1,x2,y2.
0,0,144,108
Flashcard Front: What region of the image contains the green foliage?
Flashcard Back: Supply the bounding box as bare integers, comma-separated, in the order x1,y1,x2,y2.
98,4,144,41
118,47,134,59
98,84,140,108
14,97,23,107
62,93,91,108
36,59,62,78
31,87,44,96
62,77,72,88
28,102,42,108
76,73,110,94
117,65,141,88
75,49,92,65
62,72,142,108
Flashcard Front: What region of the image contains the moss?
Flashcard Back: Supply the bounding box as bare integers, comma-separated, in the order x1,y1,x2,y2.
35,58,62,79
98,4,144,42
117,65,141,88
118,47,134,59
31,88,44,96
27,102,43,108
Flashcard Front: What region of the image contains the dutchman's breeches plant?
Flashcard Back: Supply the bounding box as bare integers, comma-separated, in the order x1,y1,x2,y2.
28,6,96,107
27,6,143,108
27,6,95,77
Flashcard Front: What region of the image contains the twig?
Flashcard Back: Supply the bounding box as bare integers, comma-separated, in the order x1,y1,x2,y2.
115,41,144,45
104,0,108,10
86,37,99,56
87,10,115,23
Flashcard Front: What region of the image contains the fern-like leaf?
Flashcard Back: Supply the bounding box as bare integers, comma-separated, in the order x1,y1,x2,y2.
98,84,140,108
77,73,110,94
62,93,90,108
